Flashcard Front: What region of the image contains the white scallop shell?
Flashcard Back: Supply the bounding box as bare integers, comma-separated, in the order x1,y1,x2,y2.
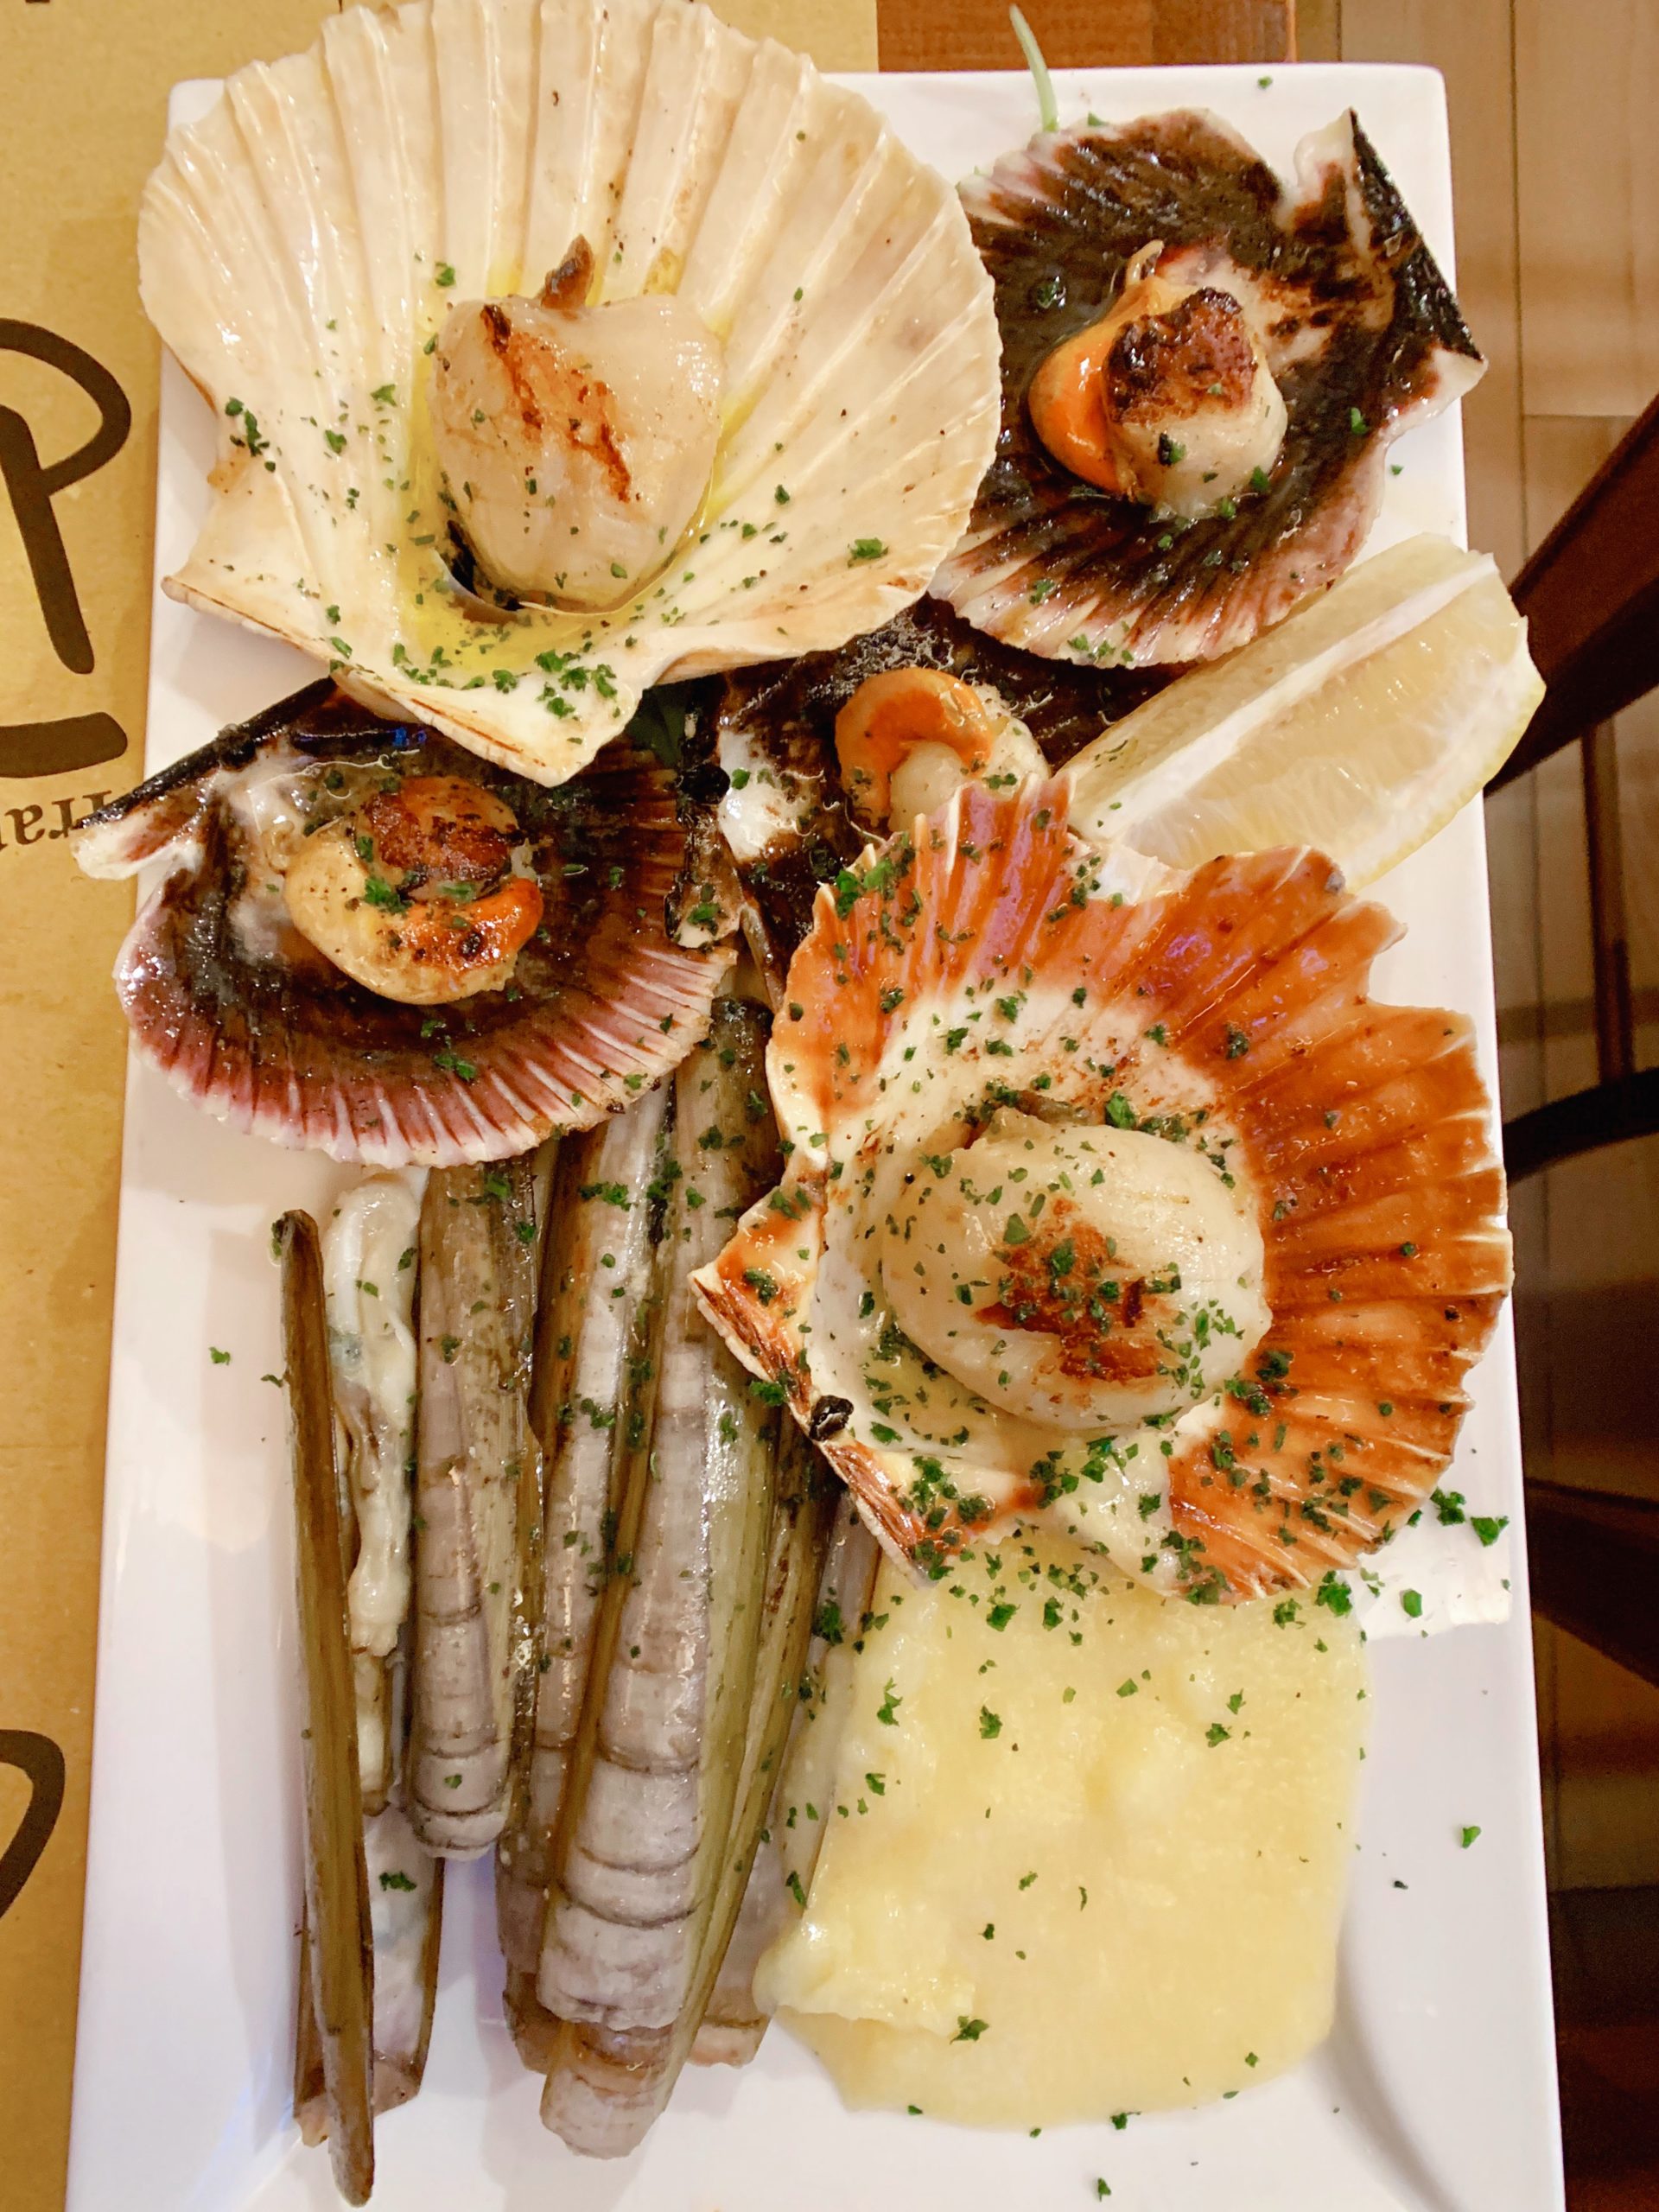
140,0,1001,785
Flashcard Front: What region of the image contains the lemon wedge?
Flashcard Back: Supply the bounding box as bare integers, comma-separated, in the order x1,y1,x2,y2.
1065,536,1543,886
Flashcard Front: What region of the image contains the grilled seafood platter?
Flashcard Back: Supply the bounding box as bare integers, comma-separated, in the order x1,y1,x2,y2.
80,6,1546,2201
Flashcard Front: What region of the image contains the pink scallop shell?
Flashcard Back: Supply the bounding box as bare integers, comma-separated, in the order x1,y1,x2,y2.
77,684,730,1166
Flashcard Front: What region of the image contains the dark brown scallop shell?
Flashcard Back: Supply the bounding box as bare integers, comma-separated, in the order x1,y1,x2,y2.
710,599,1174,998
74,683,730,1166
932,109,1484,664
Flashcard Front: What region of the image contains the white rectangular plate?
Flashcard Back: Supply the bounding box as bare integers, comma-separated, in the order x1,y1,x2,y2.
68,60,1565,2212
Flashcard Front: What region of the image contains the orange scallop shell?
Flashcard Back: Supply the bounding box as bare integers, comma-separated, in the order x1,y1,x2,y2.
693,780,1510,1601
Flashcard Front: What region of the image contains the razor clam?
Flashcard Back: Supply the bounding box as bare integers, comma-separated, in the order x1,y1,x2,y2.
688,1424,838,2068
321,1173,423,1809
533,1007,779,2119
690,1845,785,2069
539,1419,834,2145
409,1158,544,1854
278,1211,375,2206
496,1088,673,2051
309,1179,446,2127
296,1808,444,2142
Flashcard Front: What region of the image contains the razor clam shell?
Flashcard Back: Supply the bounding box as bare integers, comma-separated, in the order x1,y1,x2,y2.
279,1211,376,2205
74,683,728,1167
933,109,1484,665
137,0,1000,786
296,1807,445,2137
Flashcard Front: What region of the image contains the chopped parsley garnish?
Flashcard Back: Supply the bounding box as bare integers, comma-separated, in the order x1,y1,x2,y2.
1313,1570,1353,1618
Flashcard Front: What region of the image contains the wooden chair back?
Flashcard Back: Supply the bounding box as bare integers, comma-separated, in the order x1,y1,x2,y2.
1490,391,1659,1181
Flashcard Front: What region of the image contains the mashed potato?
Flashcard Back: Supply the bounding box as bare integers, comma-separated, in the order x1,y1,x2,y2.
758,1538,1366,2126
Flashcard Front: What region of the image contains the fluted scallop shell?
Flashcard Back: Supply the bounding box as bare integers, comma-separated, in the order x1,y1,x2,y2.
693,783,1510,1602
932,110,1484,667
74,683,728,1166
138,0,1000,786
712,597,1174,998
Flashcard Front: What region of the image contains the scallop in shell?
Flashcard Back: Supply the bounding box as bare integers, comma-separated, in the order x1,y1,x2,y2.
73,683,728,1166
693,783,1510,1603
712,598,1175,999
138,0,1000,786
932,110,1484,666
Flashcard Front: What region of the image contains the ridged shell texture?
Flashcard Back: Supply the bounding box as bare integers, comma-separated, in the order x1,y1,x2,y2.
140,0,1001,784
695,783,1511,1603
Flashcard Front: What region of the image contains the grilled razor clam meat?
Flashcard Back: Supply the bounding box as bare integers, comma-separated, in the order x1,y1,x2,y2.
430,251,724,611
321,1173,423,1811
935,109,1484,665
297,1807,445,2141
408,1158,543,1855
540,1378,836,2153
71,683,730,1167
495,1086,673,2015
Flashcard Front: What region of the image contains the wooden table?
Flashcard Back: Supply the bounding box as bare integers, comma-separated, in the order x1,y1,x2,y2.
878,0,1294,73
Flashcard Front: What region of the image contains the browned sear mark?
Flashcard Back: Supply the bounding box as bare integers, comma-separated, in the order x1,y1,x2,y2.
538,235,594,311
1106,289,1259,425
358,776,518,895
979,1205,1156,1382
